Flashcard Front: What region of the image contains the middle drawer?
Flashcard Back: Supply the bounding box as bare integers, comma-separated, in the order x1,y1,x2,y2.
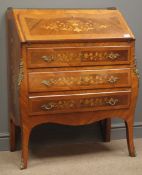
28,68,131,92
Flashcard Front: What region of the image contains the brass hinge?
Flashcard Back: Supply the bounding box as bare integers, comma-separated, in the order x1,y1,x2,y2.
133,68,140,80
18,60,24,86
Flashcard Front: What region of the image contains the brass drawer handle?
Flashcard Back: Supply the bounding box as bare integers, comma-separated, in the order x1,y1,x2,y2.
105,98,119,106
41,80,53,86
41,103,55,110
41,55,54,62
107,76,119,84
108,53,120,60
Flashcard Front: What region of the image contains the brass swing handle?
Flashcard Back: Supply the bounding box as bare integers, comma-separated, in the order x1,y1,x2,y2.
41,80,54,86
41,55,54,62
105,98,119,106
41,103,56,110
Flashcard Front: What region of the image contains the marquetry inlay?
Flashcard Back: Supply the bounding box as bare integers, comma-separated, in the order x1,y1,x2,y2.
40,95,123,111
41,74,120,87
25,16,123,35
39,50,127,63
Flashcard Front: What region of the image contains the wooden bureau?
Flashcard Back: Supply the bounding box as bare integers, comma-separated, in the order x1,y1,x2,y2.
6,8,139,169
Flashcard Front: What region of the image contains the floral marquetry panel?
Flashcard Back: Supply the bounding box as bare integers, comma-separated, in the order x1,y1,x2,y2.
13,9,134,42
24,16,119,35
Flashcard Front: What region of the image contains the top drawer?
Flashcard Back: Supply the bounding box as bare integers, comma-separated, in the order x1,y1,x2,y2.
27,46,131,68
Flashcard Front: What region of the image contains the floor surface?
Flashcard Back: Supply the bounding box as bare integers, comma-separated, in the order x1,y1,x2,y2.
0,138,142,175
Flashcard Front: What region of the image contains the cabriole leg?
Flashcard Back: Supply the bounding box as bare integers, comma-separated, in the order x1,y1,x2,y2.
125,119,136,157
20,125,31,170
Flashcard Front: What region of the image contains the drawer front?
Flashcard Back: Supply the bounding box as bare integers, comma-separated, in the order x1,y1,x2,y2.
27,46,130,68
28,69,131,92
29,91,131,115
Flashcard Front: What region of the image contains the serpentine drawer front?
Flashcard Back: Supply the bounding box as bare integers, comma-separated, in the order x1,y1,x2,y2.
7,8,139,169
29,90,131,115
27,46,131,68
28,68,131,92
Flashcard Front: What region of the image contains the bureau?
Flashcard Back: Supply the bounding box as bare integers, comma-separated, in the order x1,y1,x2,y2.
6,8,139,169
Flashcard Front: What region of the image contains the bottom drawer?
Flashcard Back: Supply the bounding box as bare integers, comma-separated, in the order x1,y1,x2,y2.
29,90,131,115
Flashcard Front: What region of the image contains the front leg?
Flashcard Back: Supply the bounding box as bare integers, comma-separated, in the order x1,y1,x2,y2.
20,125,31,169
125,119,136,157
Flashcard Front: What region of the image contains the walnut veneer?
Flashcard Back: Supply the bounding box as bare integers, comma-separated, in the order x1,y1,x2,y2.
6,8,139,169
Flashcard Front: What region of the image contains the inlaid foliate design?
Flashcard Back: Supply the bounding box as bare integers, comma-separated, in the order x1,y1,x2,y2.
40,51,123,63
41,18,109,33
41,96,120,111
81,51,120,61
25,16,115,35
41,74,119,87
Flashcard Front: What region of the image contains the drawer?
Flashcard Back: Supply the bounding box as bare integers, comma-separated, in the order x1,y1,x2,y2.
27,46,131,68
28,68,131,92
29,90,131,115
